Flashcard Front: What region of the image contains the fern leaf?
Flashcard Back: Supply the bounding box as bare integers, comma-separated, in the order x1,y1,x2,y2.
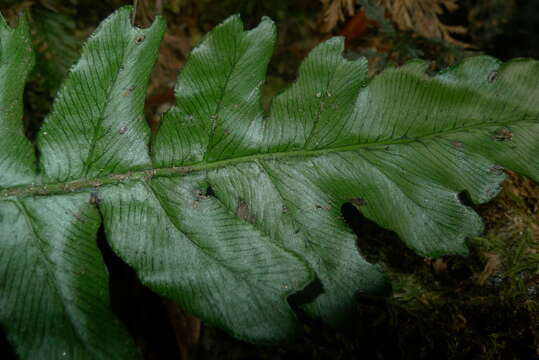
1,6,538,356
0,14,35,187
37,7,165,182
0,194,140,359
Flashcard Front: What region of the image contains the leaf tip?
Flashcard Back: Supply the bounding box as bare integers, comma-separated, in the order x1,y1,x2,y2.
324,35,346,51
399,59,431,74
0,10,30,33
219,13,243,28
258,15,276,31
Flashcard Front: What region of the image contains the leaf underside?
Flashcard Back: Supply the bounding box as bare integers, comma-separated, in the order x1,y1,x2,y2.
1,6,538,358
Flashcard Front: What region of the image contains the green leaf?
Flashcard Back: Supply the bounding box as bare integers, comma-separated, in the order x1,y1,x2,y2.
0,7,164,358
1,7,539,356
0,193,139,359
99,176,312,342
153,15,276,165
107,16,314,341
0,14,35,188
37,6,165,182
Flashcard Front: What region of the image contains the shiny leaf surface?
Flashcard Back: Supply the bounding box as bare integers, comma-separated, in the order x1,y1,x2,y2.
0,7,538,357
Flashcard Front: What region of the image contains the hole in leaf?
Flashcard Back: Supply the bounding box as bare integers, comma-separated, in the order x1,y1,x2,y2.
194,185,215,201
488,70,498,83
457,190,474,208
97,225,182,359
288,277,324,309
134,34,145,44
205,185,215,197
341,202,416,269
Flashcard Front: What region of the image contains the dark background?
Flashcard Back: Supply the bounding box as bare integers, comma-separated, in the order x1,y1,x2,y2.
0,1,538,359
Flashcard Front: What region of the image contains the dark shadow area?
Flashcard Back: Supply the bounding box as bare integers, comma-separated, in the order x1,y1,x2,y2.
96,226,182,360
341,201,422,271
458,190,474,208
0,326,17,360
341,200,479,288
205,185,216,197
288,277,324,309
492,0,539,60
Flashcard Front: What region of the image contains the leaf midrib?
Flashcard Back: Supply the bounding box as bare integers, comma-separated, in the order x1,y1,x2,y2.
0,117,532,200
82,35,129,177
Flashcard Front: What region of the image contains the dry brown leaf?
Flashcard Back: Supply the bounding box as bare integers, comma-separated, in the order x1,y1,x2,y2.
380,0,469,46
320,0,356,32
432,258,448,273
478,253,502,285
162,298,201,360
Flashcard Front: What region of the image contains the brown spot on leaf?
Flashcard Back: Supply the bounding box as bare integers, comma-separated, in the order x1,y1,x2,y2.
350,198,367,207
235,200,256,224
315,204,332,210
493,127,513,141
451,141,464,149
487,70,498,83
489,165,504,175
89,192,100,205
195,190,209,201
122,87,135,96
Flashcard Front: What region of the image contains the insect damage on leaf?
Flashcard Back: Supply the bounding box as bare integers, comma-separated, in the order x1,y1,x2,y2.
1,5,539,359
493,127,513,141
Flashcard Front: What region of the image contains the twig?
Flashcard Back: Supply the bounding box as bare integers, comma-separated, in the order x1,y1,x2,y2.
132,0,138,25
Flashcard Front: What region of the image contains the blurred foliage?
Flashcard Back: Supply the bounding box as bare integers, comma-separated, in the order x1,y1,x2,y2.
30,7,80,95
0,0,538,359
